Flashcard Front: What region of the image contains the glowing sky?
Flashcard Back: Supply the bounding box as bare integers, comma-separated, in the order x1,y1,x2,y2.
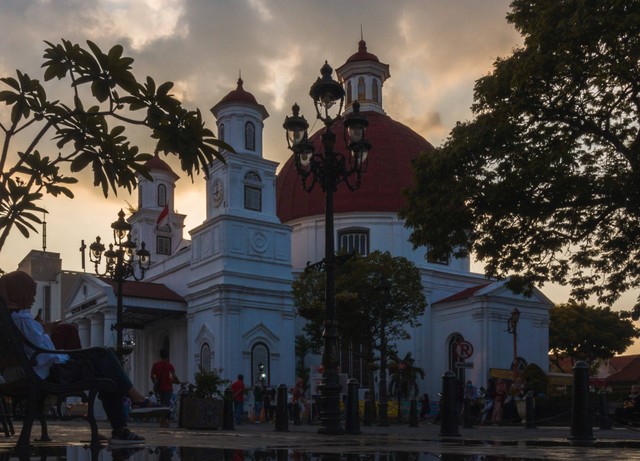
1,0,638,337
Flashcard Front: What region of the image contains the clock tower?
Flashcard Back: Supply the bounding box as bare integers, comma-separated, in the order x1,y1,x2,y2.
203,77,279,224
186,77,295,386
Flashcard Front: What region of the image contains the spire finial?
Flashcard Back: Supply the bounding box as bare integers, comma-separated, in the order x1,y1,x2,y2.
42,210,47,252
358,26,367,52
237,69,244,88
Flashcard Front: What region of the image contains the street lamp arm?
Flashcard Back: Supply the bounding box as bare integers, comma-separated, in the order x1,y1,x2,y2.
87,209,150,360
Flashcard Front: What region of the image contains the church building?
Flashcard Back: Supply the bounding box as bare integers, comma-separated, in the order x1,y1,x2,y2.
17,39,552,397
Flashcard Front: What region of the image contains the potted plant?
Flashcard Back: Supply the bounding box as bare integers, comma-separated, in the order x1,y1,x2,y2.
179,367,230,429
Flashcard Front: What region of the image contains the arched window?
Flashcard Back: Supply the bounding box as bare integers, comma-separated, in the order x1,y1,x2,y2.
251,343,270,386
245,121,256,151
219,123,225,142
346,80,352,104
244,171,262,211
338,228,369,255
200,343,212,372
372,79,379,103
158,184,167,207
357,77,366,100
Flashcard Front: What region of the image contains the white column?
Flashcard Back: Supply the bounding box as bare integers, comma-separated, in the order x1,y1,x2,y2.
89,313,104,347
77,319,90,349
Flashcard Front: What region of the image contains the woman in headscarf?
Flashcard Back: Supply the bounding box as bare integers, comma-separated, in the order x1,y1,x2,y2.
0,270,149,444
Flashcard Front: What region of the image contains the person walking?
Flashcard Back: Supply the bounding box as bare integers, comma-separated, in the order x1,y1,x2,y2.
419,393,431,420
291,378,305,425
150,349,180,427
231,374,245,424
0,271,149,444
253,379,265,423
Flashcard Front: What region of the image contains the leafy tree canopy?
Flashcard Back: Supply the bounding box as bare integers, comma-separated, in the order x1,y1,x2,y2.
0,39,232,253
549,300,639,372
400,0,640,310
292,250,427,354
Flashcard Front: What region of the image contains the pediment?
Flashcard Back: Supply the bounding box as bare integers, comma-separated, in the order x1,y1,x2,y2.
64,274,113,314
433,278,553,308
242,322,279,343
195,324,215,345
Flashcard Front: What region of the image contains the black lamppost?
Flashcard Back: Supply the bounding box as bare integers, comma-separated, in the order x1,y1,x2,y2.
89,209,150,359
507,307,521,380
377,276,391,427
283,61,371,435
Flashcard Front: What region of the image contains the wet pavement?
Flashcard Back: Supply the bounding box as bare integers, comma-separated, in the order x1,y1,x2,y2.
2,419,640,459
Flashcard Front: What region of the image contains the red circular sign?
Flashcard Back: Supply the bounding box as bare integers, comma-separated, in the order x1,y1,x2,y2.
455,341,474,359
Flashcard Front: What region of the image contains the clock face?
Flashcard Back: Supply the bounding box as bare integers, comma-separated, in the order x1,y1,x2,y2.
212,178,224,207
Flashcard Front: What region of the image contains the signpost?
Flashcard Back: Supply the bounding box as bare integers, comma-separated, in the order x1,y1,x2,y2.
455,341,474,360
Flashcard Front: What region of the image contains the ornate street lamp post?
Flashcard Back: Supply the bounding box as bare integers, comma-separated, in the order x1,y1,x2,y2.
377,276,391,427
89,209,150,359
507,307,521,381
283,61,371,435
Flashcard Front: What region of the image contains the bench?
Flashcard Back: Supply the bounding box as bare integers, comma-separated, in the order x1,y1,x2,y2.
0,298,117,454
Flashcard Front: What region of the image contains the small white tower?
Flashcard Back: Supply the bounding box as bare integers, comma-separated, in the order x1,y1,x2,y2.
129,155,187,262
205,77,279,223
336,39,390,115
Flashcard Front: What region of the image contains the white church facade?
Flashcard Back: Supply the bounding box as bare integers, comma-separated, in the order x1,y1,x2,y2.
16,40,552,397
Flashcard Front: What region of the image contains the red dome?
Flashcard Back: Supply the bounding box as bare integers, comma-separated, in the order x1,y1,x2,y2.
346,39,380,63
211,77,268,118
220,77,257,104
145,154,179,180
276,112,434,223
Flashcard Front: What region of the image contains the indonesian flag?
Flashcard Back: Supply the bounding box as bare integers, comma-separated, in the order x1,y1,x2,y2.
156,204,169,227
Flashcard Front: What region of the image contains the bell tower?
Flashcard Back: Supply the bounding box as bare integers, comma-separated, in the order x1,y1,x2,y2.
336,39,390,115
129,154,187,262
204,76,279,224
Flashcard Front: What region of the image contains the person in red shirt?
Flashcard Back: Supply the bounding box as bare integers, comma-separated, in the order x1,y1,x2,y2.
231,374,245,424
150,349,180,427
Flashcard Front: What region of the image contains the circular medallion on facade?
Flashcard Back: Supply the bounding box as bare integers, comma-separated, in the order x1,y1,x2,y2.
250,231,268,253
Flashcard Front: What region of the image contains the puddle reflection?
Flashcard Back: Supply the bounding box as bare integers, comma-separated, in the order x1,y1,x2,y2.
0,446,555,461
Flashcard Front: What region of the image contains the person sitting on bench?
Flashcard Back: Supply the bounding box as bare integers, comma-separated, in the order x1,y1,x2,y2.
0,270,152,444
616,384,640,425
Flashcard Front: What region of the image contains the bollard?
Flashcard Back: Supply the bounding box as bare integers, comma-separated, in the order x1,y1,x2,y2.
276,449,288,461
439,371,460,437
525,391,536,429
568,361,595,442
178,393,185,428
462,396,473,428
274,384,289,432
292,397,301,426
598,389,612,430
363,395,372,426
345,379,361,434
408,398,418,427
222,387,235,430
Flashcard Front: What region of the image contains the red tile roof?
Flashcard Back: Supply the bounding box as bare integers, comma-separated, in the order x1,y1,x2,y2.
432,284,491,305
606,356,640,384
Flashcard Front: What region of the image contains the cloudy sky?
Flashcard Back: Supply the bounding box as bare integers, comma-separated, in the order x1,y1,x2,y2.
2,0,638,328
